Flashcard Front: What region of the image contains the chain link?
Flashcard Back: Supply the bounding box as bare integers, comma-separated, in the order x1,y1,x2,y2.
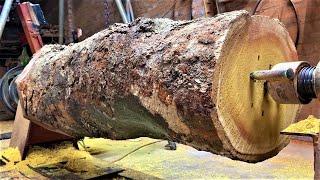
104,0,111,28
67,0,74,43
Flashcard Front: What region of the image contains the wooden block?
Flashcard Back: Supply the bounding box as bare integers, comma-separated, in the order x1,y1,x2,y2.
10,102,73,158
9,103,31,157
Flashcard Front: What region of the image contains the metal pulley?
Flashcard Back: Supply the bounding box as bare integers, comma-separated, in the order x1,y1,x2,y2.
0,65,24,117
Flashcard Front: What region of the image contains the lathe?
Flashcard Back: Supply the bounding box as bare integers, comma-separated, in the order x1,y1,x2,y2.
251,61,320,104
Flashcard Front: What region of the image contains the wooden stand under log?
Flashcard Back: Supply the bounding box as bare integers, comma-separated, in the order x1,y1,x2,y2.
10,102,72,158
15,10,300,162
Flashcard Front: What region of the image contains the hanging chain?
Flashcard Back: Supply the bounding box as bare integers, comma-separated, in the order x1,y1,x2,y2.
104,0,111,28
67,0,74,43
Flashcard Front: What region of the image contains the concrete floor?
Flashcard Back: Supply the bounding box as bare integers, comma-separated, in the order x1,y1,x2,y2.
0,120,314,179
0,120,12,151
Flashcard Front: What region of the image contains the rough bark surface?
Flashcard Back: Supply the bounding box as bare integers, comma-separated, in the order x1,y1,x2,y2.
16,10,298,162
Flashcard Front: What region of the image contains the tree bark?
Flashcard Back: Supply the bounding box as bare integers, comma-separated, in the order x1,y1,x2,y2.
16,10,299,162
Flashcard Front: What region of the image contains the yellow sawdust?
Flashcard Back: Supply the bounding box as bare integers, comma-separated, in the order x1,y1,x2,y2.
84,137,312,179
282,115,320,136
0,137,313,179
0,147,21,172
0,120,13,133
0,142,111,178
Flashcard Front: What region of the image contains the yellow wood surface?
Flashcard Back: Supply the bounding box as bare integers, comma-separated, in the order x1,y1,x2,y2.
215,15,300,155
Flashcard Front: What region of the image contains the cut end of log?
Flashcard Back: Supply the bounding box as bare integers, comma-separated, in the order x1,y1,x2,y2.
16,10,299,162
213,15,299,161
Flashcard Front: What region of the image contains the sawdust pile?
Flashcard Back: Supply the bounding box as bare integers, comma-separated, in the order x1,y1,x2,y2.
282,115,320,135
0,137,314,179
0,142,111,179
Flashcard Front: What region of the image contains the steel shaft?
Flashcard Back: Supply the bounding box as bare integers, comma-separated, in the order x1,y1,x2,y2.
250,68,294,81
251,61,320,104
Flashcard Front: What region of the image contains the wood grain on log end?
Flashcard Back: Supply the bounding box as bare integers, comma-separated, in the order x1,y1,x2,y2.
212,15,299,162
16,10,299,162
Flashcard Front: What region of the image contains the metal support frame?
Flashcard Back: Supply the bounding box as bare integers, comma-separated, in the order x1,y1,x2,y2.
16,2,43,54
125,0,134,23
115,0,128,23
0,0,14,39
59,0,64,44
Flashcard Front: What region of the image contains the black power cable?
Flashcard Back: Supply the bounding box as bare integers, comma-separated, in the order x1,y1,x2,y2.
0,132,12,140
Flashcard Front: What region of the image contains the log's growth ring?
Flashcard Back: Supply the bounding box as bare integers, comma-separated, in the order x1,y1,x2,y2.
214,15,299,160
16,10,299,162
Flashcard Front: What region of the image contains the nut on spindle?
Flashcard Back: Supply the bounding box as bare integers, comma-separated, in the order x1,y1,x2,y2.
250,61,314,104
250,68,294,81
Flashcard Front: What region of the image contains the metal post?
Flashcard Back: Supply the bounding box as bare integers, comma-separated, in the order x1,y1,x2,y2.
0,0,14,39
215,0,220,14
115,0,128,23
315,134,320,180
125,0,134,23
59,0,64,44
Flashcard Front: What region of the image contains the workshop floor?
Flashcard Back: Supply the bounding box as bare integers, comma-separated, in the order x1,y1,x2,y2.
0,120,12,151
0,120,314,179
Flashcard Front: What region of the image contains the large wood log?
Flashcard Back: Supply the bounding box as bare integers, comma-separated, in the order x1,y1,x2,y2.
16,10,300,162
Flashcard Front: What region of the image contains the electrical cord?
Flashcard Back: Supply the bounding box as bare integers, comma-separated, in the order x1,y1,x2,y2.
110,140,163,164
78,139,165,164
